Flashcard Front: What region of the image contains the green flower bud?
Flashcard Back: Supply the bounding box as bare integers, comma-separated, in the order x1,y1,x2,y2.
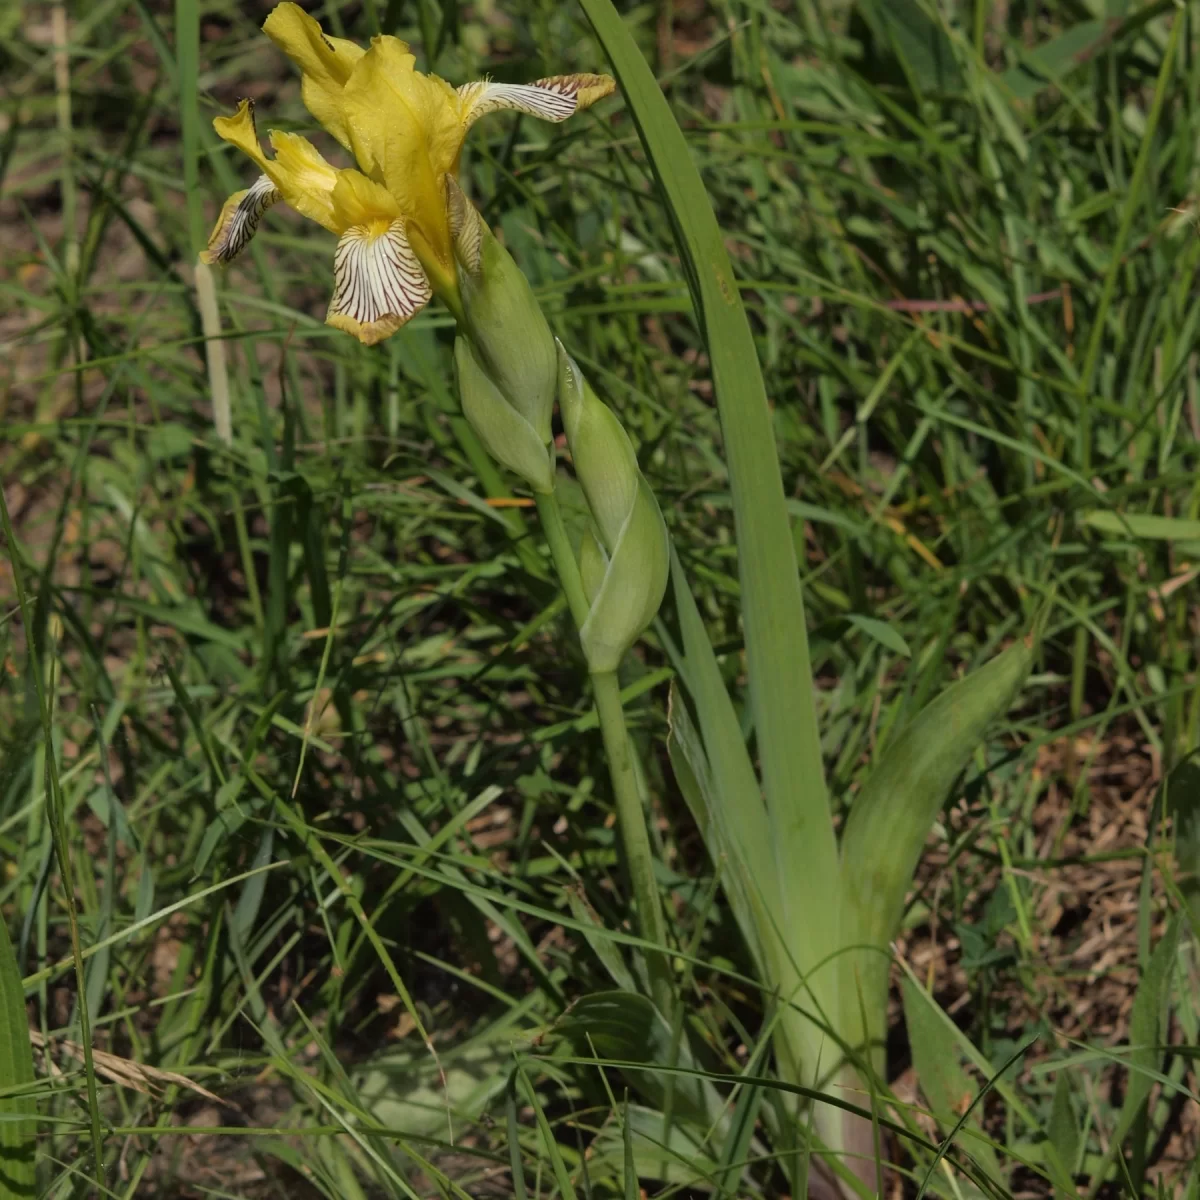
448,177,556,446
557,343,668,673
454,337,555,494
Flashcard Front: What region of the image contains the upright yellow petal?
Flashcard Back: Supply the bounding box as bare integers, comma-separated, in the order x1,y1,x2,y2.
262,2,366,149
339,36,463,269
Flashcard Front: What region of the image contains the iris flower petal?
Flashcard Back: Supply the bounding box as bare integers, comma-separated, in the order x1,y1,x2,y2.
204,6,615,348
327,219,432,345
262,2,365,149
212,101,341,232
200,175,280,265
456,74,616,129
338,35,461,269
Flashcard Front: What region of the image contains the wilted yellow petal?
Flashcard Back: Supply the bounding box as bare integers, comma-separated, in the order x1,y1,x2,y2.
212,100,272,174
264,131,342,230
212,101,337,231
262,2,365,148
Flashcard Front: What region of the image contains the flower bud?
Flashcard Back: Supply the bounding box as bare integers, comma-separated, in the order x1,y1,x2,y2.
557,343,668,673
447,177,556,447
454,337,555,494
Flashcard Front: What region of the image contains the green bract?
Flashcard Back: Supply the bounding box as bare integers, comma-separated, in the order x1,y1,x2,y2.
450,178,557,451
453,336,555,494
557,344,668,674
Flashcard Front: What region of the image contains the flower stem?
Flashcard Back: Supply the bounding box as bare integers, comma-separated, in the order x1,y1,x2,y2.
590,668,673,1010
534,490,591,629
534,489,673,1013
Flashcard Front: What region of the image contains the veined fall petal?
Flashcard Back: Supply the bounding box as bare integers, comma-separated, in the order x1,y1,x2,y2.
456,73,615,129
200,175,280,265
328,220,432,346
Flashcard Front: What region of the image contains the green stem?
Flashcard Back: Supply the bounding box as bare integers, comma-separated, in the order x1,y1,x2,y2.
534,489,673,1013
591,669,673,1011
534,491,590,628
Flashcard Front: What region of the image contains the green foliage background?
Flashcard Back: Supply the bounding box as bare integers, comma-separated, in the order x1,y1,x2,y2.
2,0,1199,1194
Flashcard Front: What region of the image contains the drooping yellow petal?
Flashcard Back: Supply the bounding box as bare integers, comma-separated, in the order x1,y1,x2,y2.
327,219,431,345
212,100,339,232
200,175,280,265
339,35,462,269
262,2,365,149
456,73,615,131
265,131,344,230
209,98,406,282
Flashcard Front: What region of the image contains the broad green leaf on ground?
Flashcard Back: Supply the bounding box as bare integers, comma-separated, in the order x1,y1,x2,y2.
558,990,724,1131
355,1032,516,1137
587,1103,721,1190
999,21,1109,102
1163,760,1200,927
856,0,961,93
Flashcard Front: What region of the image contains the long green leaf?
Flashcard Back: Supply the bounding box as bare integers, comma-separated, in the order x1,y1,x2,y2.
0,917,36,1199
664,557,809,1084
1047,1070,1080,1193
578,0,838,1077
1116,915,1180,1180
666,678,769,977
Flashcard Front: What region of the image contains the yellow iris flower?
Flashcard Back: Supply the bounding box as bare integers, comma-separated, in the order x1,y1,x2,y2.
202,2,614,345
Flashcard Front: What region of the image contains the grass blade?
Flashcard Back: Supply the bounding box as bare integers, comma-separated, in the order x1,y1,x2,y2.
901,973,1002,1184
0,915,36,1198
